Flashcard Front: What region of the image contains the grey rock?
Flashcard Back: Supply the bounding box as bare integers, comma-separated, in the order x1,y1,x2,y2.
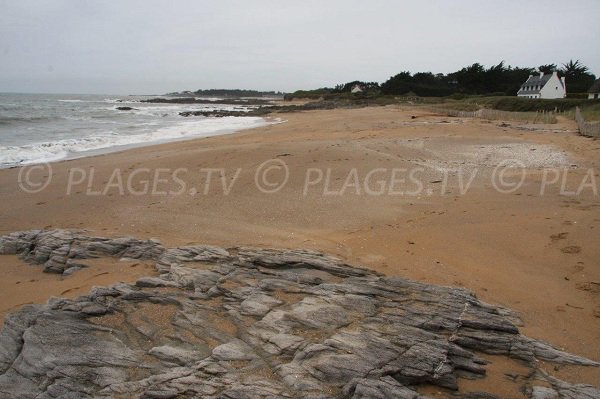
240,293,283,316
136,277,179,288
0,229,164,274
62,265,83,276
343,376,431,398
529,372,600,399
0,229,598,398
531,386,559,399
149,345,207,366
212,339,257,361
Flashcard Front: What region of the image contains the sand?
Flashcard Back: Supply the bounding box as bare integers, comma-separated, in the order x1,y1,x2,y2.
0,256,156,325
0,105,599,388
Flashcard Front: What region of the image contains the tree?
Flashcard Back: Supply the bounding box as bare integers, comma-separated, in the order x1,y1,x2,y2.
538,64,557,74
380,72,413,95
309,60,596,99
560,59,596,93
561,59,589,75
448,63,486,94
380,71,453,96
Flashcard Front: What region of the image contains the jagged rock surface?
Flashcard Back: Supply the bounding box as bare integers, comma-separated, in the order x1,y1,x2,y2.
0,229,598,399
0,229,164,274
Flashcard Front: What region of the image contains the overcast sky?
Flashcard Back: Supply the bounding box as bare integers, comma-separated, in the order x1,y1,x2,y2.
1,0,599,95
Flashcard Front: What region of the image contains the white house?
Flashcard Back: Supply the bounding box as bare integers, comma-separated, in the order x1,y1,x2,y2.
350,84,364,94
517,71,566,99
588,79,600,100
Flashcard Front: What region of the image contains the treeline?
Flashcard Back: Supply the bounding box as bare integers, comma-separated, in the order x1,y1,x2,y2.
167,89,285,98
286,60,596,99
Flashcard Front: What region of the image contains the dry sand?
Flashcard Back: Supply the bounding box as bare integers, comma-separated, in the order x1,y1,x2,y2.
0,256,156,325
0,105,599,392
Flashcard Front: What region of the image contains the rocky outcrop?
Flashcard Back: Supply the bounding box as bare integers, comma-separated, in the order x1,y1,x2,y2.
0,229,598,398
179,109,270,118
0,229,163,274
178,100,355,118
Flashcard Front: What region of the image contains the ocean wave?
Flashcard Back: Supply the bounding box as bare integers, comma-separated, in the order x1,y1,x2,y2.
0,116,270,167
0,115,63,125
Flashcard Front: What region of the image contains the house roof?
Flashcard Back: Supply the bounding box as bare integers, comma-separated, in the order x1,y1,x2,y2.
518,74,553,94
524,74,552,86
588,79,600,94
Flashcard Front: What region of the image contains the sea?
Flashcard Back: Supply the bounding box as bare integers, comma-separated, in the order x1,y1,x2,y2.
0,93,273,168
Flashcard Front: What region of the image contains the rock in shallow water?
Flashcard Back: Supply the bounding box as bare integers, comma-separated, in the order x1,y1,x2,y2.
0,229,598,398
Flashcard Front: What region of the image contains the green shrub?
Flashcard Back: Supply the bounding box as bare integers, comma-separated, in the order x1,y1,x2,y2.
566,93,589,99
488,97,594,112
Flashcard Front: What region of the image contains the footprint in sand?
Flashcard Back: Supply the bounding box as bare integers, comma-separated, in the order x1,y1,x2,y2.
575,282,600,294
561,246,582,254
550,232,568,241
570,263,585,273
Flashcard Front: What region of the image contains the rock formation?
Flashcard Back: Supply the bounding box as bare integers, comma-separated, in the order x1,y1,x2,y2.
0,229,598,398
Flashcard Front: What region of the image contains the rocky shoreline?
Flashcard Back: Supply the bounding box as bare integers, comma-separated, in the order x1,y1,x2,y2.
138,96,364,119
178,101,343,118
0,229,598,398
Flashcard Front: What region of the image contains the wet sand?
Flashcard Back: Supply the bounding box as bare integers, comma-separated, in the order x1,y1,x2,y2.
0,105,599,391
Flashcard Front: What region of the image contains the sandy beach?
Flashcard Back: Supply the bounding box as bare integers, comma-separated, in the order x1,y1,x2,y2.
1,105,599,394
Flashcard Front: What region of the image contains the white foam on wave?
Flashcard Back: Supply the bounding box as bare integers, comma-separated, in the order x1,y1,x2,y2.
0,116,271,167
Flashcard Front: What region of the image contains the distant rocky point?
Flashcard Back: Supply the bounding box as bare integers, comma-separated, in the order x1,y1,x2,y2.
164,89,286,98
0,229,598,398
141,97,273,106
